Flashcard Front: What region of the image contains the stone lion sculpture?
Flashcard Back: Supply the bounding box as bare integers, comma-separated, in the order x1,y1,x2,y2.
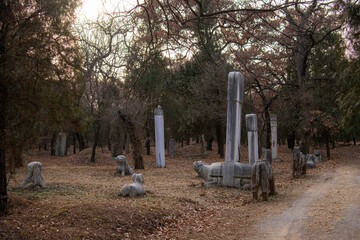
119,173,146,197
109,155,133,176
306,154,316,169
292,147,307,178
251,150,275,201
21,162,46,189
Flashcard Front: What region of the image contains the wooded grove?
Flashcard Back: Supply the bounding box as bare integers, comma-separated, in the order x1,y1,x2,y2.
0,0,359,215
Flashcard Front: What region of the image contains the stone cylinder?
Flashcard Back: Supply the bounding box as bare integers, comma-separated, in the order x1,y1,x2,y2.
154,105,165,167
225,72,244,163
270,114,278,160
246,114,259,165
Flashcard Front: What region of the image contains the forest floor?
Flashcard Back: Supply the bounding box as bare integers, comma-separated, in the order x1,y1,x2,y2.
1,142,359,239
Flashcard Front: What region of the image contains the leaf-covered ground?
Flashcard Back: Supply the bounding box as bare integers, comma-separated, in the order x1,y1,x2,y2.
1,142,358,239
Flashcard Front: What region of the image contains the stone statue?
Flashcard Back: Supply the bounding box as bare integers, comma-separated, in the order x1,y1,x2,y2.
292,147,307,178
119,173,146,197
314,149,323,163
306,154,316,169
193,161,252,189
251,150,275,201
21,162,46,189
109,155,133,176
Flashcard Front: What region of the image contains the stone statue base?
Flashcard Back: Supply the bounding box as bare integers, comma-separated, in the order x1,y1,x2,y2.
194,161,252,189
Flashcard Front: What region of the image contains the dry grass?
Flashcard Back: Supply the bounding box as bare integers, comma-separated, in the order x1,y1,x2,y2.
1,142,354,239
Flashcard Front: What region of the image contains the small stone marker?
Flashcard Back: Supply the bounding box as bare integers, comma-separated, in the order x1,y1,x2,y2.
154,105,165,168
55,132,66,157
21,162,46,189
170,139,175,158
119,173,146,197
246,113,259,165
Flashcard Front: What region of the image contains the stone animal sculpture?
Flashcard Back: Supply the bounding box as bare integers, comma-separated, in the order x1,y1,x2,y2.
306,154,316,169
251,150,275,201
292,147,307,178
314,149,323,163
193,161,252,189
109,155,133,176
21,162,46,189
119,173,146,197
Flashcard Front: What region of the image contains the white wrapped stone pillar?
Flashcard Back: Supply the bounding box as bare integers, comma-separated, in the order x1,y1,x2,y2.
270,114,278,161
154,105,165,168
246,114,259,165
223,72,244,186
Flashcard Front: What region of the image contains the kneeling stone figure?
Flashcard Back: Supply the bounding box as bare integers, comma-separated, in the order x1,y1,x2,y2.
251,150,275,201
119,173,146,197
21,162,46,189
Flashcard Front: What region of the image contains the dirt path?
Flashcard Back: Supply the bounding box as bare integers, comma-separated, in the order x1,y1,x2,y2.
251,150,360,240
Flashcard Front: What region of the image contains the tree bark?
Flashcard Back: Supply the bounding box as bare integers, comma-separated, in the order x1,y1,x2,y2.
264,109,271,149
0,82,8,215
76,133,85,152
50,131,56,156
118,111,144,169
216,123,224,158
90,119,100,163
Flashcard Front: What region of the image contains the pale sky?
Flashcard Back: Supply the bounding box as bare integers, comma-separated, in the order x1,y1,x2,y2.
78,0,139,20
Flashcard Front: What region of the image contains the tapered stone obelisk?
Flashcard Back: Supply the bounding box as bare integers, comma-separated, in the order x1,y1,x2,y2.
154,105,165,167
223,72,244,186
246,114,259,165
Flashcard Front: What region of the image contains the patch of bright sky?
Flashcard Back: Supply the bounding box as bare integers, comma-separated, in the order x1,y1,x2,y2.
77,0,139,21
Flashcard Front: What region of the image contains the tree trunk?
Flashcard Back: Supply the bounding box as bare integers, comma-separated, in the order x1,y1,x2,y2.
287,130,295,150
76,133,85,152
110,118,122,157
264,109,271,149
50,131,56,156
326,139,331,159
353,137,356,146
118,111,144,169
216,123,224,158
0,83,8,215
73,135,76,154
90,119,100,163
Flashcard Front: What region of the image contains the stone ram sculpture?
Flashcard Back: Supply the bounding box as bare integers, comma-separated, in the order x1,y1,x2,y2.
119,173,146,197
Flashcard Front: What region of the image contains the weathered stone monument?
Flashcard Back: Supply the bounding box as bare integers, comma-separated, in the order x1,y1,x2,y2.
154,105,165,168
292,146,307,178
193,72,253,188
246,114,259,165
251,149,275,201
314,149,323,163
119,173,146,198
270,114,281,161
109,155,133,176
306,154,316,169
21,162,46,189
169,139,175,158
55,132,66,157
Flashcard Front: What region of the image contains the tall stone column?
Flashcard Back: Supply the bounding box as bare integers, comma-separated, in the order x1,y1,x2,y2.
223,72,244,186
270,114,278,161
246,114,259,165
154,105,165,168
